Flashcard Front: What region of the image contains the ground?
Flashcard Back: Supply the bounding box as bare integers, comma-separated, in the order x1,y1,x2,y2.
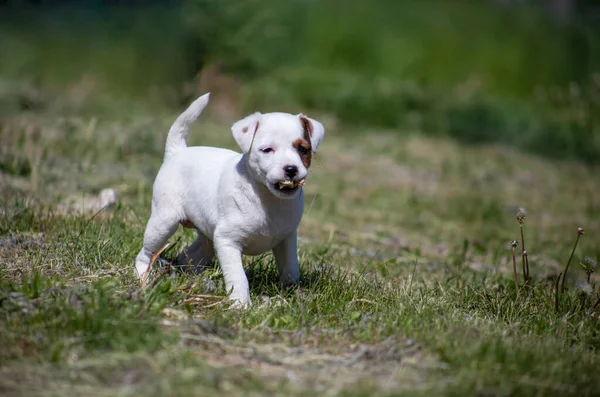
1,88,599,396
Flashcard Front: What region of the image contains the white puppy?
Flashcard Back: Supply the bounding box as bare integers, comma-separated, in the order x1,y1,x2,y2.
135,93,324,306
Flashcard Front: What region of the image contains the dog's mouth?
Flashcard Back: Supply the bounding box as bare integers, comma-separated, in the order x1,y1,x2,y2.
273,179,305,194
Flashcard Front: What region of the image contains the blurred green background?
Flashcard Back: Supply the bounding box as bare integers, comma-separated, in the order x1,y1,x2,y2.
1,0,600,163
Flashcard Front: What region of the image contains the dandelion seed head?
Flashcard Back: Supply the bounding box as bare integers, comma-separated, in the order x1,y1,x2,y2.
516,208,526,225
581,257,596,273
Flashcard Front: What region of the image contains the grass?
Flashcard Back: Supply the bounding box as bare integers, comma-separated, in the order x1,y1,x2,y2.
1,83,600,396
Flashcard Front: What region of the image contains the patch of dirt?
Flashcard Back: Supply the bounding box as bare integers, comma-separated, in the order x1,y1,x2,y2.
176,320,444,393
0,232,46,252
193,63,241,120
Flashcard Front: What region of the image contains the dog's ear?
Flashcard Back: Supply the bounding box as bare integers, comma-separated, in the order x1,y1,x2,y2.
298,115,325,153
232,112,263,153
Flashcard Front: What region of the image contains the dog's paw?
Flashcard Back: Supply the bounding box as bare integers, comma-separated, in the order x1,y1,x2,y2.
259,295,272,306
139,258,177,288
228,296,252,310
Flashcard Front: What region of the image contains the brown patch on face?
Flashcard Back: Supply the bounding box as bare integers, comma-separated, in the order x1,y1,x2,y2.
242,127,248,133
296,116,313,168
293,138,311,168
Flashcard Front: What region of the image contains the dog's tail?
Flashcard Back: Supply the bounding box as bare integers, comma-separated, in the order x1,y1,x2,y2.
164,93,210,160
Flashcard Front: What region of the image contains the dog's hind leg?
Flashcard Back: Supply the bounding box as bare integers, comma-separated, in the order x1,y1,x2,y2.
177,232,215,273
135,211,179,281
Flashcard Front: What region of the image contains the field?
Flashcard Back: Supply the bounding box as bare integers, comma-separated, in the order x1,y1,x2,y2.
1,82,600,396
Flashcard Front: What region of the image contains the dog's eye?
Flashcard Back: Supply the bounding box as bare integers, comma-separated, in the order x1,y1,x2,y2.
260,147,274,153
297,146,309,155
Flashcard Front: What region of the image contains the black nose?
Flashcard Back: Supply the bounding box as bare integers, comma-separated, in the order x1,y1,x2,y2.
284,165,298,178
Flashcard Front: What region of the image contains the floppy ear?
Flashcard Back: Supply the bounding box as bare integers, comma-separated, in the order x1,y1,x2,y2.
231,112,262,153
298,115,325,153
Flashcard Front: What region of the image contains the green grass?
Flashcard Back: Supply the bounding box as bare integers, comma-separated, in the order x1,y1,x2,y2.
0,5,190,98
185,0,600,163
1,84,600,396
2,1,600,163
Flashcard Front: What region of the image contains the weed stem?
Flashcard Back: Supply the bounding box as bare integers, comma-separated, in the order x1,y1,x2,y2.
560,228,584,294
520,225,527,283
511,241,519,295
555,272,562,313
524,252,530,284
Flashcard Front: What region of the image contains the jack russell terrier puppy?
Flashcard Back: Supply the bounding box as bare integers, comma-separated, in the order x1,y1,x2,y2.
135,93,325,307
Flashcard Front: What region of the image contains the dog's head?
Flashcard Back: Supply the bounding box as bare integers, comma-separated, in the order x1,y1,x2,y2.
232,112,324,199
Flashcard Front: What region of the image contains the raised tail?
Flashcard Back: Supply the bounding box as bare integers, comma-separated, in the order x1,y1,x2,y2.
164,93,210,160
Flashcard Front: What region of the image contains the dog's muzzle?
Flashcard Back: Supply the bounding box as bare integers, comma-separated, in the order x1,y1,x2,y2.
274,178,305,194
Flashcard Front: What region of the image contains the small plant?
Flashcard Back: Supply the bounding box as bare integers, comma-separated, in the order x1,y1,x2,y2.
510,210,595,318
580,257,596,285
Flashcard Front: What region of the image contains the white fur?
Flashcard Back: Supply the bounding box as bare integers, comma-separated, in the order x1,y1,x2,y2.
135,93,324,307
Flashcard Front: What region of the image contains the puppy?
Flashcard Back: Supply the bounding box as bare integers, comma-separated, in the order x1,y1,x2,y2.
135,93,324,306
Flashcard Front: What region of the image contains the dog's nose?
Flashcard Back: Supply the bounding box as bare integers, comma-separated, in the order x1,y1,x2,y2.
283,165,298,178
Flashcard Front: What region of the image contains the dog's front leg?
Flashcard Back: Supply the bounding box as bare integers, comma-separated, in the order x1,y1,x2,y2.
213,234,251,307
273,230,300,287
